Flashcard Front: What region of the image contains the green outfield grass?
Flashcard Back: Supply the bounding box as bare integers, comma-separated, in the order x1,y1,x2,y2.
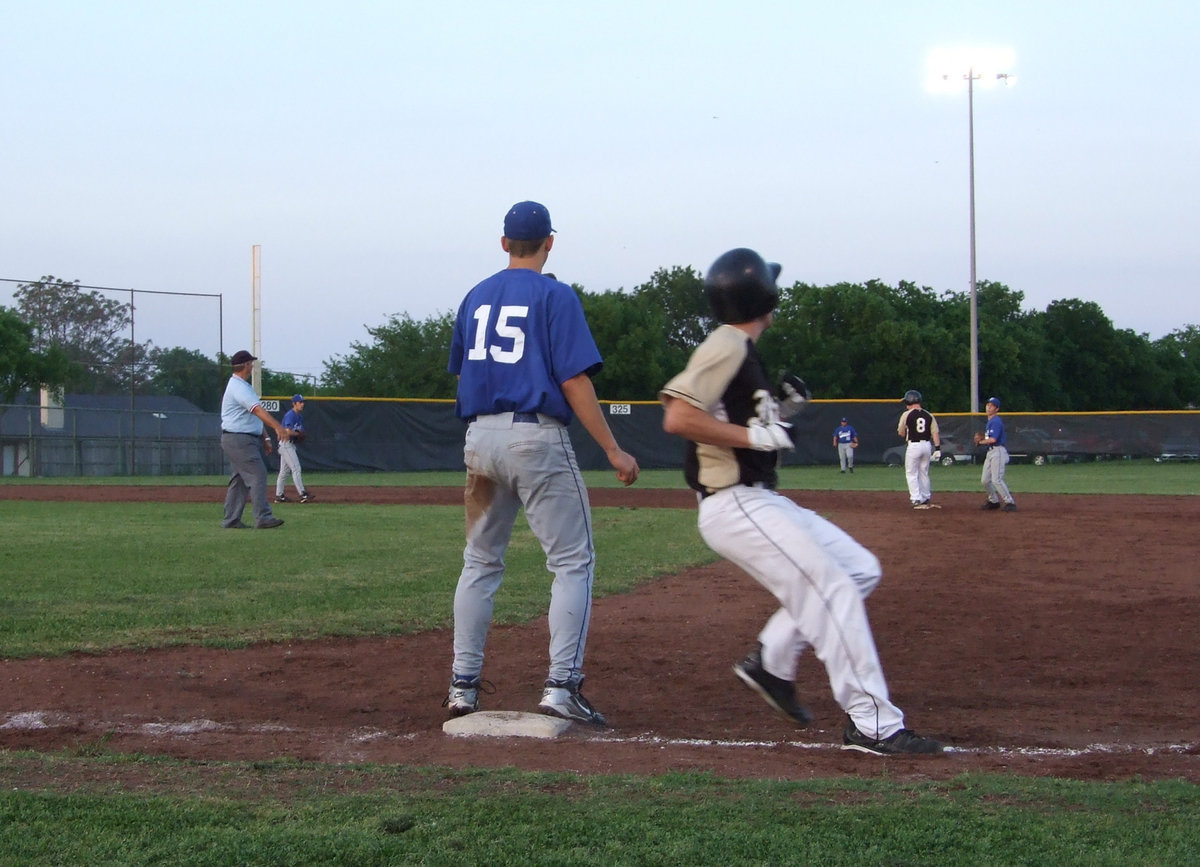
1,474,1196,863
4,457,1198,494
0,502,714,658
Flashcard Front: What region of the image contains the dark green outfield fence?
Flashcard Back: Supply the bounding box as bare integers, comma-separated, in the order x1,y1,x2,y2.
3,397,1198,477
284,399,1197,473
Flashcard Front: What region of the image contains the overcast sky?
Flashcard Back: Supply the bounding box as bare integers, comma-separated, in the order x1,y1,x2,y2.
4,1,1197,383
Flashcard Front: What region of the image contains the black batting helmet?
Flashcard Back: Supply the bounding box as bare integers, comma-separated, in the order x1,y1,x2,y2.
903,389,922,405
704,248,781,324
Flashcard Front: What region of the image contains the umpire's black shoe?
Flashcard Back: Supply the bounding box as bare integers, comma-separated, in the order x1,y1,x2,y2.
732,647,812,726
255,517,285,529
843,719,943,755
980,500,1002,510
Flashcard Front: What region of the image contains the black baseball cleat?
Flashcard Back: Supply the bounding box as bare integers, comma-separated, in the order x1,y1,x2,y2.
274,495,289,503
980,501,1001,510
842,719,943,755
732,647,812,726
1002,502,1018,511
299,491,315,503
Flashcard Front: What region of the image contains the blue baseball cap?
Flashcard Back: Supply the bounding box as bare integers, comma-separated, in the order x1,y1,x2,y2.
986,396,1001,408
292,394,304,402
504,201,554,240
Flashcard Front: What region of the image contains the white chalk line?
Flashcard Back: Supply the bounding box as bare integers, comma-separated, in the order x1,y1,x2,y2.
0,711,411,743
2,711,1194,759
597,733,1197,758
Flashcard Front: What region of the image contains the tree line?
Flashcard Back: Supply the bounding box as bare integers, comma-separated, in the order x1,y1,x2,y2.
4,273,1199,413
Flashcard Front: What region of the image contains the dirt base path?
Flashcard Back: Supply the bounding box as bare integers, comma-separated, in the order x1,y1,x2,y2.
2,486,1197,781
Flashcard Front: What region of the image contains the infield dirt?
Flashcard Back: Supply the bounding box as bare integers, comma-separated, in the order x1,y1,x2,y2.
2,486,1197,782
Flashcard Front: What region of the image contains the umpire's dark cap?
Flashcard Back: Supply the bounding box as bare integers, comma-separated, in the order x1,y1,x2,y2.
504,201,555,240
230,350,256,366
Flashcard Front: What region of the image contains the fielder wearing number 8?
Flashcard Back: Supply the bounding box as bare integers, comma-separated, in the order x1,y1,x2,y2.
660,247,942,756
897,390,941,509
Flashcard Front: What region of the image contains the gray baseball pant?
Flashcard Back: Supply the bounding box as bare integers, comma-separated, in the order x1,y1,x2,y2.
451,412,595,687
275,441,305,496
221,432,275,527
982,446,1014,504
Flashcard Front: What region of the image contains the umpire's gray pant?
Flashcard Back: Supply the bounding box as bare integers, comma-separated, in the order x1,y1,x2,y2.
221,432,276,527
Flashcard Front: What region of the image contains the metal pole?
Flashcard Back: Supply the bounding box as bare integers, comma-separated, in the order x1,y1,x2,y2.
251,245,262,394
130,288,136,475
967,69,980,415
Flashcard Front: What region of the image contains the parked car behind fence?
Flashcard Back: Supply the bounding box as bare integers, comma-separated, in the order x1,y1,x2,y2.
883,434,973,468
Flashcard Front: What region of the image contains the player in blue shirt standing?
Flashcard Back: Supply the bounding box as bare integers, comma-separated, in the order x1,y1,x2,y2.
443,201,640,726
832,417,858,473
976,396,1017,511
274,394,313,503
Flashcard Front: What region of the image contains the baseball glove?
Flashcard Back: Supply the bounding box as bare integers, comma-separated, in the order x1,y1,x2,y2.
973,432,984,445
775,373,810,419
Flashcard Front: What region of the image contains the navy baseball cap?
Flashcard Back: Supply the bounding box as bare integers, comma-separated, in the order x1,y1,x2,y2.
841,417,848,422
230,350,256,366
986,396,1001,408
292,394,304,402
504,201,554,240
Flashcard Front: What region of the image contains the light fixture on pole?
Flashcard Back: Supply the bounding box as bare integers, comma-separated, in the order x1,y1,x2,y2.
927,47,1015,414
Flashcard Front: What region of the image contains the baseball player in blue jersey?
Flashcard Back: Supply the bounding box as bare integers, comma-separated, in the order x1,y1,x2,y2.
660,248,941,756
442,201,640,726
833,417,858,472
976,396,1016,511
275,394,313,503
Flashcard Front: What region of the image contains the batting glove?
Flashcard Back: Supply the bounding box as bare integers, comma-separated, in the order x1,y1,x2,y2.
932,449,942,461
747,419,795,452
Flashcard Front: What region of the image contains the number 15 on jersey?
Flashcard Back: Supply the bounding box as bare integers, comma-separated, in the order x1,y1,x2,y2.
467,304,528,364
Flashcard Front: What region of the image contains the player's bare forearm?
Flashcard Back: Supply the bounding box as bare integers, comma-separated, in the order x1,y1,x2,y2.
561,373,639,485
662,395,754,449
252,405,289,441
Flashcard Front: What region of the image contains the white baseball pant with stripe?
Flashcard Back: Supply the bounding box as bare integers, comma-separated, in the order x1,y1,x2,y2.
697,485,905,741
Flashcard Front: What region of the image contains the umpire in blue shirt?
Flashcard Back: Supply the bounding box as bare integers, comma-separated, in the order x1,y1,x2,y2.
220,350,291,529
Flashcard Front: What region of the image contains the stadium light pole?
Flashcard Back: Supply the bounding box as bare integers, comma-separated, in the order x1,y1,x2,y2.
927,47,1015,414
